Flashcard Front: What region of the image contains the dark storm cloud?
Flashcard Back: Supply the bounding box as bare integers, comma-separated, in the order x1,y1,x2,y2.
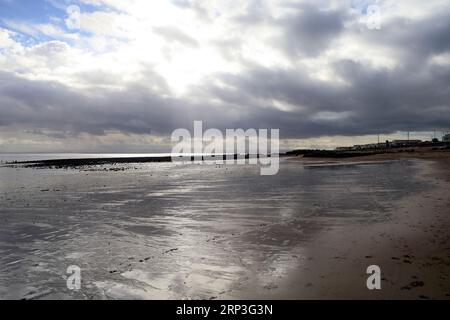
354,10,450,67
0,71,252,135
205,55,450,138
276,4,347,56
203,3,450,137
234,2,346,57
2,50,448,141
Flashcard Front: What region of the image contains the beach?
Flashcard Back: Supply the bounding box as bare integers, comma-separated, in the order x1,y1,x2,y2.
262,156,450,299
0,153,449,300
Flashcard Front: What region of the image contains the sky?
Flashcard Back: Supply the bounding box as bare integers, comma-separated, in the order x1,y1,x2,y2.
0,0,449,152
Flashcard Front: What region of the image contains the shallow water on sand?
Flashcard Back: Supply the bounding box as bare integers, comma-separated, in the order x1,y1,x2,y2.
0,159,426,299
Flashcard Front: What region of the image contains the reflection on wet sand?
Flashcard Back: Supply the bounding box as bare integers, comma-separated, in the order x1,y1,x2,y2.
0,159,436,299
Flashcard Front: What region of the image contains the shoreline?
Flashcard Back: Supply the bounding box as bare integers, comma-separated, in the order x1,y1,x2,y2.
2,147,449,169
286,147,450,163
1,154,273,169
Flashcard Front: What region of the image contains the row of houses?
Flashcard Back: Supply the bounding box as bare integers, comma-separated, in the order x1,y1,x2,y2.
336,139,423,151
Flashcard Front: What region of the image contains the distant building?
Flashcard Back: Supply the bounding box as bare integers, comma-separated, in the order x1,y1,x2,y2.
337,139,423,152
443,134,450,142
391,140,422,147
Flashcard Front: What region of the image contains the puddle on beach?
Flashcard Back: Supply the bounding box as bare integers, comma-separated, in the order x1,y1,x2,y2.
0,159,427,299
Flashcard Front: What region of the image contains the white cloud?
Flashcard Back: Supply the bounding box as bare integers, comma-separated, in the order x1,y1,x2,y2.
0,28,20,50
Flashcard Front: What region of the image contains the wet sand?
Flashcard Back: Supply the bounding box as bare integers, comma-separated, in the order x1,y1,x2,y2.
0,155,449,300
258,157,450,299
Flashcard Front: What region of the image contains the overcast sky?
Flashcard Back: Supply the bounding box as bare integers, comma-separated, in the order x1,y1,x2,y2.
0,0,449,152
